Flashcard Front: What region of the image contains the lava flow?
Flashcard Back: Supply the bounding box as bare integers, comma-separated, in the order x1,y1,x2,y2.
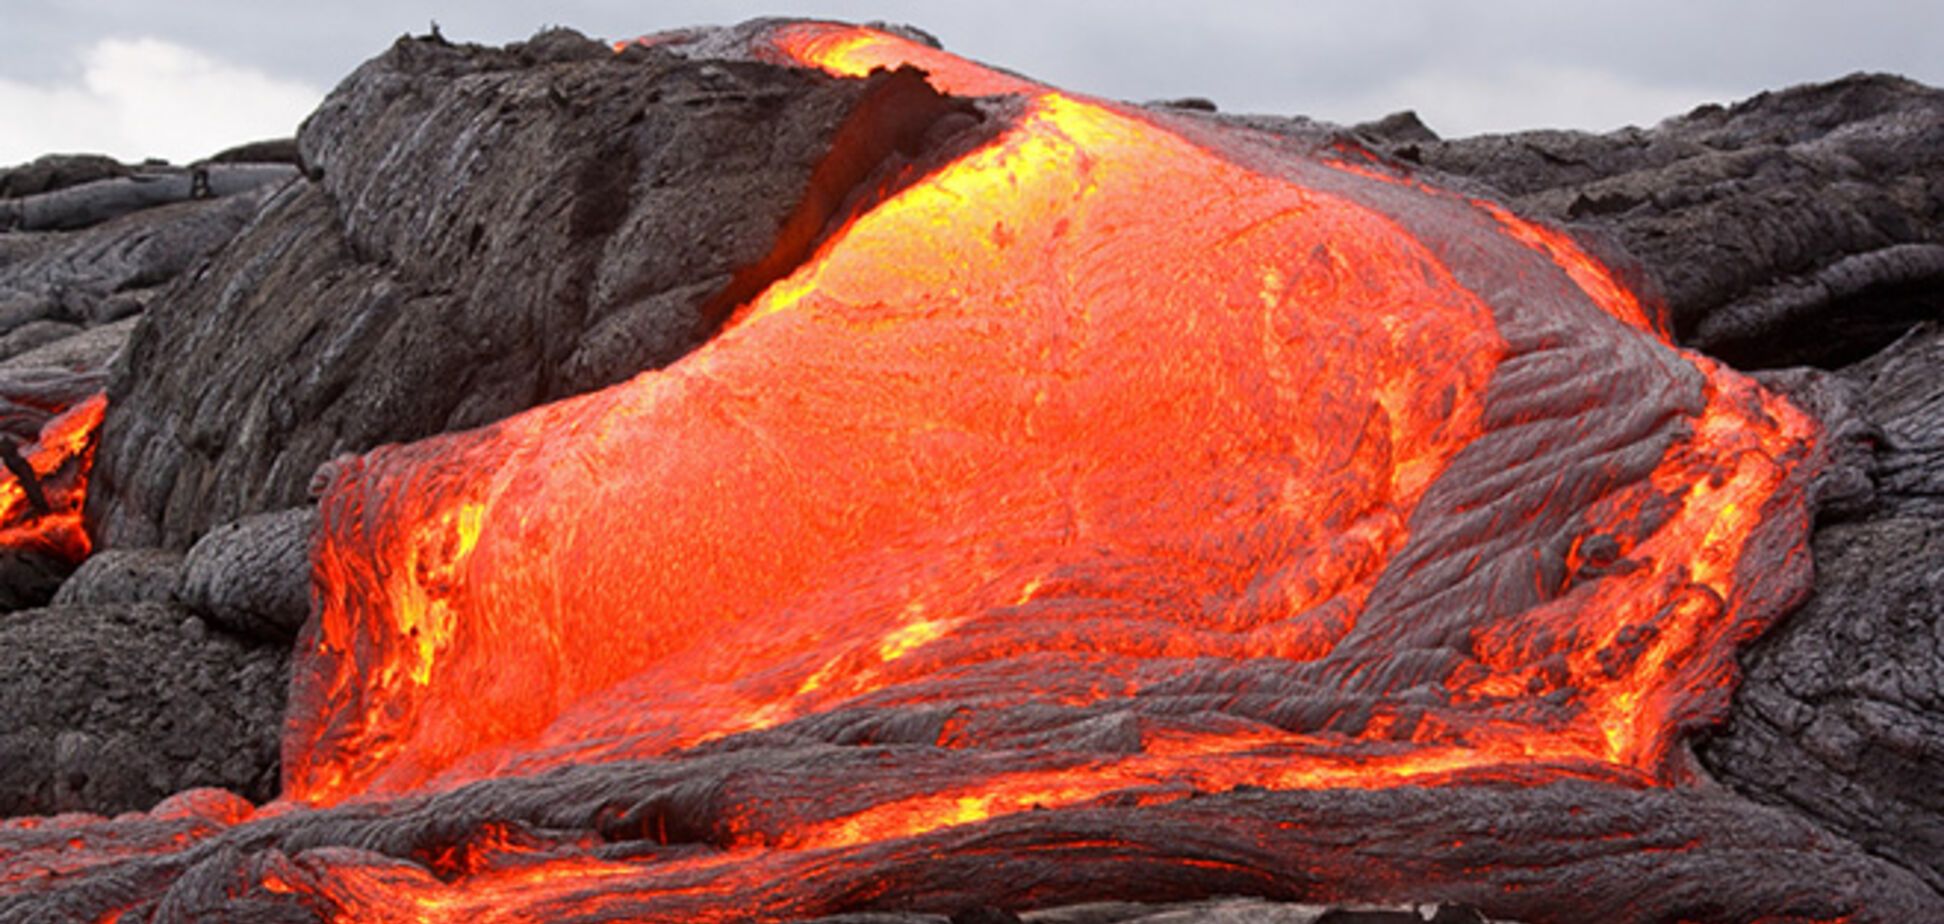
5,20,1865,924
292,22,1811,813
0,390,108,562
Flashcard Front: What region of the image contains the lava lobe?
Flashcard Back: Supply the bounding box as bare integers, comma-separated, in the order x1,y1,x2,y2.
291,23,1811,814
3,20,1894,924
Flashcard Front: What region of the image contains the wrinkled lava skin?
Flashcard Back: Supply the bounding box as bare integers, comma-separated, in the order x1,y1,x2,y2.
289,24,1812,811
3,21,1893,924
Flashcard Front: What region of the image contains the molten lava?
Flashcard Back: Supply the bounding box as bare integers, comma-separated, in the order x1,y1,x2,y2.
0,392,108,562
2,20,1862,924
289,21,1812,819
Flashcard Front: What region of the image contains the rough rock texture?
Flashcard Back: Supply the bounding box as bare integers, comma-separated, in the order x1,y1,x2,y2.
0,602,285,815
1017,901,1494,924
1699,322,1944,890
1358,74,1944,368
0,767,1931,922
205,138,302,167
0,154,130,199
177,507,314,641
0,148,307,498
0,164,297,233
1847,322,1944,519
87,29,962,550
0,320,81,361
0,365,107,445
0,182,282,336
0,550,70,611
1331,80,1944,895
0,315,139,375
0,167,259,606
0,129,312,818
1034,903,1493,924
51,548,184,607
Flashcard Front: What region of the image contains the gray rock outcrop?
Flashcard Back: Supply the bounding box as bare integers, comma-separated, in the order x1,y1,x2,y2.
0,602,284,814
0,154,130,199
177,507,314,641
1357,74,1944,369
50,547,183,607
1699,322,1944,889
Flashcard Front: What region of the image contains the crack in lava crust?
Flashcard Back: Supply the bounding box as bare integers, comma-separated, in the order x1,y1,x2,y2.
287,21,1816,831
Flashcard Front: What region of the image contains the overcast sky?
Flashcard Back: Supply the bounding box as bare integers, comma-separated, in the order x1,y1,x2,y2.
4,1,1942,166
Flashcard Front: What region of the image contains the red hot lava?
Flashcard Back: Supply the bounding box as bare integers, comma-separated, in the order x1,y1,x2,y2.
293,24,1809,816
4,20,1885,924
0,392,108,562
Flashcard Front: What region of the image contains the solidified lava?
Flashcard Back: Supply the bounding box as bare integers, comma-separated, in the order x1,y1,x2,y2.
3,20,1925,924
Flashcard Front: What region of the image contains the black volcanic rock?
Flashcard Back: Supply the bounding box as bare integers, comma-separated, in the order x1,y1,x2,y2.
1346,98,1944,879
0,164,295,234
0,165,273,613
0,602,284,814
51,548,185,607
0,320,80,361
86,28,965,549
1389,73,1944,897
0,761,1929,922
0,315,138,374
0,548,70,611
1700,321,1944,890
0,365,107,443
0,154,129,199
1364,73,1944,369
1352,110,1439,145
204,137,302,167
177,507,314,642
1848,322,1944,519
0,183,284,331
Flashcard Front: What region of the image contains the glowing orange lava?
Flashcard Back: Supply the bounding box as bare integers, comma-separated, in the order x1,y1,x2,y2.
768,22,1041,97
0,392,108,562
286,20,1812,837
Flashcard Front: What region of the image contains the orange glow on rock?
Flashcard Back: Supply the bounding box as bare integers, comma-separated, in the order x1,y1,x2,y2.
290,82,1514,804
283,19,1815,850
769,22,1041,97
0,392,108,562
0,787,248,894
